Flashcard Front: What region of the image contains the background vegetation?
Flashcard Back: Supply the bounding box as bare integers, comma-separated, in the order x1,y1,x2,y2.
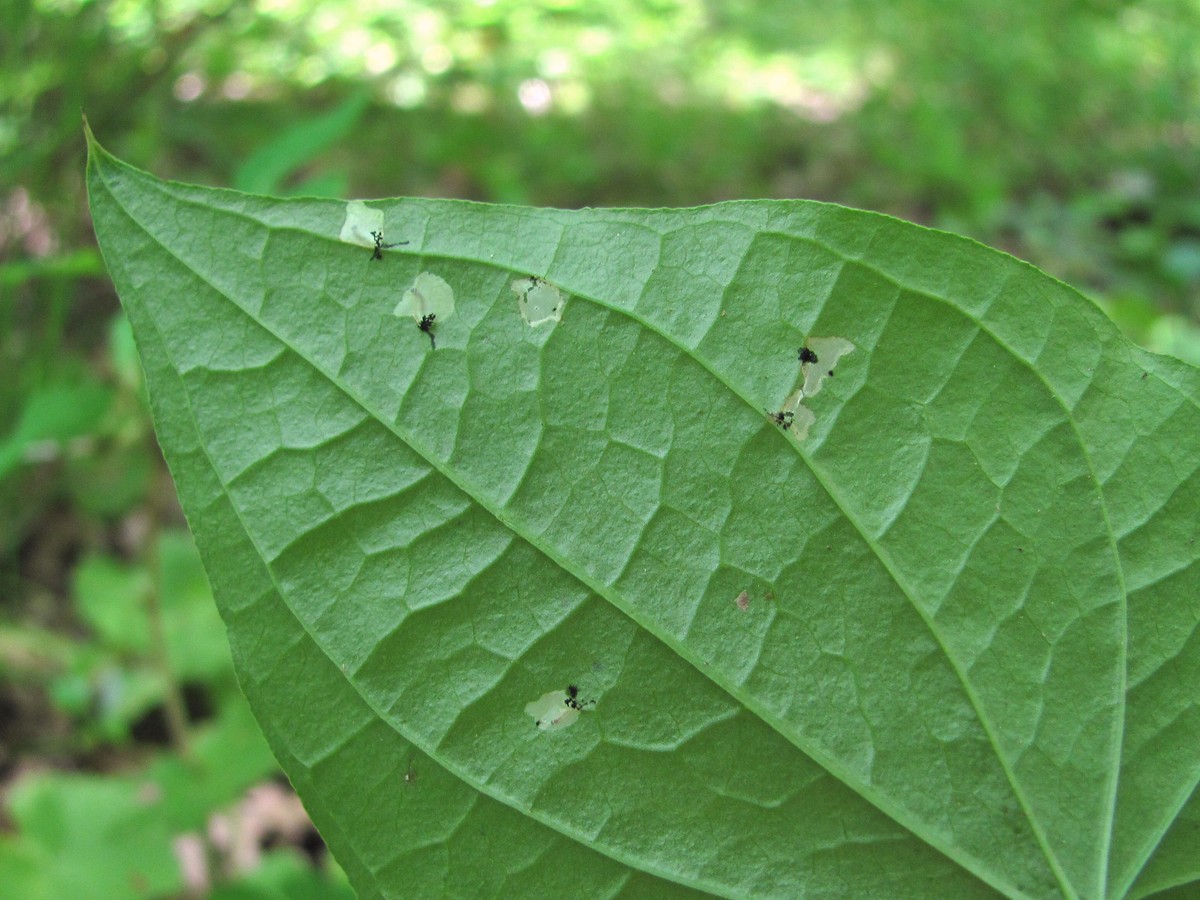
3,0,1200,895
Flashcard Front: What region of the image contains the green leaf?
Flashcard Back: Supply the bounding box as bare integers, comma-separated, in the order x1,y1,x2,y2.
85,130,1200,899
0,701,277,900
74,552,152,653
0,380,113,479
233,94,367,197
4,773,181,899
69,530,237,736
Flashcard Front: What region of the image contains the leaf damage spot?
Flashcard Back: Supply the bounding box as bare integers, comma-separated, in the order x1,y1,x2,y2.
395,272,454,348
340,200,406,259
735,590,750,611
525,685,594,732
766,408,795,429
778,387,816,440
770,337,854,440
417,313,437,349
510,276,566,327
799,337,855,398
370,230,408,260
340,200,382,247
340,200,385,249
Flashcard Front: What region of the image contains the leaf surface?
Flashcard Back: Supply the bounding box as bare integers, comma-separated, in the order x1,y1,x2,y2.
86,134,1200,899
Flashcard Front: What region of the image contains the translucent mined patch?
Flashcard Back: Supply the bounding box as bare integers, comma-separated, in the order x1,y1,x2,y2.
775,336,852,441
395,272,455,322
789,405,817,441
339,200,384,248
800,336,856,398
510,277,565,327
780,388,816,441
525,690,579,732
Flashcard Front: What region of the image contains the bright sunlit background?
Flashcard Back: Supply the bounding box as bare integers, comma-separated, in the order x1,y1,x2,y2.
2,0,1200,895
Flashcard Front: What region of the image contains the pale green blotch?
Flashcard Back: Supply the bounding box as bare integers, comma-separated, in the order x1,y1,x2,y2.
800,336,855,398
525,690,580,732
781,388,817,441
778,336,854,440
395,272,455,322
510,277,566,327
339,200,383,248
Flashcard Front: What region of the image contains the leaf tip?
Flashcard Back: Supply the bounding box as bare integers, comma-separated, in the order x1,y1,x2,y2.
82,115,115,183
82,112,101,156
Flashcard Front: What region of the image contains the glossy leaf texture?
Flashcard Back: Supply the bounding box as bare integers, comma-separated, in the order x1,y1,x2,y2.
86,134,1200,900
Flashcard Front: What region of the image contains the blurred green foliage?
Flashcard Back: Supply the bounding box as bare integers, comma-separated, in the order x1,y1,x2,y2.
2,0,1200,895
0,700,280,899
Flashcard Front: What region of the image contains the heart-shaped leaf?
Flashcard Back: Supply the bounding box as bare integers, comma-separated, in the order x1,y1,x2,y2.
86,129,1200,899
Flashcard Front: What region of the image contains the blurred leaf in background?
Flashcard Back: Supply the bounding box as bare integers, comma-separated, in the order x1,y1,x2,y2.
0,700,293,900
0,381,113,483
233,93,368,196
